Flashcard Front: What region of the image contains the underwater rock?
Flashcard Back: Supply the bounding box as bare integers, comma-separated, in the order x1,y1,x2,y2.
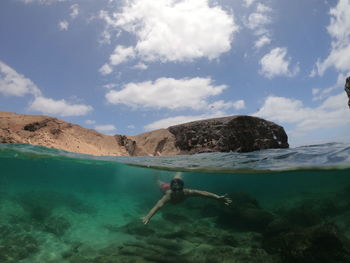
0,224,39,263
200,203,222,218
42,216,70,237
17,191,96,221
228,192,261,209
185,244,279,263
277,197,344,229
263,222,350,263
119,220,156,236
87,237,186,263
168,115,289,153
264,217,293,237
216,192,275,232
161,211,189,224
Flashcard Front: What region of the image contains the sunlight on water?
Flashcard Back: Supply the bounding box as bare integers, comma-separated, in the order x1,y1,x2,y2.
1,144,350,263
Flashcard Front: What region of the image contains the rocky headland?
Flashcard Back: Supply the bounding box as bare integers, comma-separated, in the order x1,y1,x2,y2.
345,76,350,108
0,111,288,156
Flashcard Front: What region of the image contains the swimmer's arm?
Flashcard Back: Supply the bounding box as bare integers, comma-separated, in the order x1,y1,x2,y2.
141,193,170,225
185,189,232,206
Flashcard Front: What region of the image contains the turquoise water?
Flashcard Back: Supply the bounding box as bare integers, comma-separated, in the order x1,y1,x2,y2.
1,143,350,263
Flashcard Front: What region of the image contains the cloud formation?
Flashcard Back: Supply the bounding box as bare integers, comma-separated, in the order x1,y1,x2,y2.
0,61,41,97
100,0,238,73
58,20,69,31
105,77,243,111
144,112,225,131
70,4,79,19
22,0,66,4
85,119,96,125
255,35,271,49
0,61,92,117
243,0,256,8
94,124,117,134
100,45,135,74
260,47,299,78
29,97,92,117
316,0,350,75
254,93,350,133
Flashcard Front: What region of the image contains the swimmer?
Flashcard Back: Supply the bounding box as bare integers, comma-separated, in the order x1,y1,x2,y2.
141,172,232,225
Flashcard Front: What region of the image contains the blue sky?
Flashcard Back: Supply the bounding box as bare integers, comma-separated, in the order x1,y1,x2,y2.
1,0,349,147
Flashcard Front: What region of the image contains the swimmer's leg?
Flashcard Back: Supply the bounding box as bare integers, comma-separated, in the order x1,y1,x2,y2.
152,170,164,187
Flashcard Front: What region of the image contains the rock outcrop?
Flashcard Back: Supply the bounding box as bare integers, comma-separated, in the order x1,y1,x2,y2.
168,115,288,153
345,76,350,108
0,111,288,156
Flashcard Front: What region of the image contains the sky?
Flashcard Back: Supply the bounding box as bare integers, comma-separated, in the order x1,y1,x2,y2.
0,0,350,147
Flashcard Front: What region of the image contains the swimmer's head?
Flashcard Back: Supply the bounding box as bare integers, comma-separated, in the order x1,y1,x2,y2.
170,178,184,192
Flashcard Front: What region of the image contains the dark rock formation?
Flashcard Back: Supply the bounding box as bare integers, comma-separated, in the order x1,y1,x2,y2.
263,223,350,263
23,119,50,132
345,76,350,108
168,115,289,153
115,135,137,155
215,192,275,232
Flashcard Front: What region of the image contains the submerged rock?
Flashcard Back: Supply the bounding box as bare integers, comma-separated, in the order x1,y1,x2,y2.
185,245,279,263
42,216,70,237
0,224,39,263
263,223,350,263
216,192,275,232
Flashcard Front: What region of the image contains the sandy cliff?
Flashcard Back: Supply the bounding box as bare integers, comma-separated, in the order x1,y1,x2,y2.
0,111,128,156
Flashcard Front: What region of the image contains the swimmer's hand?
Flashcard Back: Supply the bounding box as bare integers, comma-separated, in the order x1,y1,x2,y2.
141,216,150,225
218,194,232,206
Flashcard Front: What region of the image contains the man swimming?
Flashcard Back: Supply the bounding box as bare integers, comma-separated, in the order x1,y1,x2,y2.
141,173,232,225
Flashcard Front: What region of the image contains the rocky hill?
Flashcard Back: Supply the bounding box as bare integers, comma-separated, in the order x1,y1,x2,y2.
0,111,288,156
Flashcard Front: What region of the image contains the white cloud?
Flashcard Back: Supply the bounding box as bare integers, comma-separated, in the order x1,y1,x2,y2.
0,61,92,118
85,119,96,125
316,0,350,75
109,45,135,65
144,112,225,131
247,12,271,31
208,99,245,110
94,124,117,133
29,96,93,116
312,72,349,100
254,93,350,133
132,63,148,70
260,47,299,79
100,45,136,74
256,3,272,13
0,61,41,97
127,125,135,129
243,0,255,8
105,77,230,110
58,20,69,31
103,84,117,89
255,35,271,49
100,0,238,65
22,0,67,4
70,4,79,19
99,64,113,75
246,3,272,36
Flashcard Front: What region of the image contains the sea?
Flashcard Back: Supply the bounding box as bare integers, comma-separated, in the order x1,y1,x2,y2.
1,143,350,263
